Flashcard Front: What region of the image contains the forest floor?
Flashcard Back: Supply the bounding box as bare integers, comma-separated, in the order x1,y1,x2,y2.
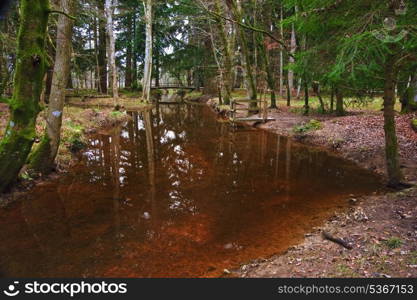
206,96,417,278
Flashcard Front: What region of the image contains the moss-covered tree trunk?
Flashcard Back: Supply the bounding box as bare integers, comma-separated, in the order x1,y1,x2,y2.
214,0,233,105
383,54,403,187
0,0,50,193
258,40,277,109
232,0,257,109
29,0,74,174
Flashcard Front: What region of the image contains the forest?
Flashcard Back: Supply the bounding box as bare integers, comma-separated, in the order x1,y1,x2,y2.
0,0,416,279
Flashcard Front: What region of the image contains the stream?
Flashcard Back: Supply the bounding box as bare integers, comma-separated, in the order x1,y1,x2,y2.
0,104,383,277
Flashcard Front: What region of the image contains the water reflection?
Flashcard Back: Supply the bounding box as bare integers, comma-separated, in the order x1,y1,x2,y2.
0,104,382,278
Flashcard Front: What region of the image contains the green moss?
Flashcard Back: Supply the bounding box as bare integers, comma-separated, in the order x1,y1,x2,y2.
412,119,417,131
176,89,187,97
110,110,124,118
0,0,50,192
68,137,86,153
28,135,52,174
384,237,403,249
293,119,323,134
151,89,163,100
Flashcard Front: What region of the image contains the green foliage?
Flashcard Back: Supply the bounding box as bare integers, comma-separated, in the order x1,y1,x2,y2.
133,82,143,92
62,120,85,153
110,110,124,118
411,119,417,132
176,89,187,97
293,119,322,134
384,237,403,249
284,0,417,100
151,89,163,100
68,137,86,153
20,171,34,181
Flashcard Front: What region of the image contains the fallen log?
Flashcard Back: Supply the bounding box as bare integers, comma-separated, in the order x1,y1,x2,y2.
322,231,353,250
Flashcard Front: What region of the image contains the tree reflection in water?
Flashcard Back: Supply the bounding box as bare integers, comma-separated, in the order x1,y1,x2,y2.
0,104,383,278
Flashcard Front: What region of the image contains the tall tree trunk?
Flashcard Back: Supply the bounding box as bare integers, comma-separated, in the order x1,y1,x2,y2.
97,0,107,94
400,73,417,112
44,66,54,102
125,13,133,89
232,0,257,108
105,0,118,101
330,87,335,112
335,88,344,116
142,0,153,103
312,81,325,113
383,53,403,187
279,4,284,98
214,0,233,105
29,0,75,174
0,0,49,193
202,34,217,95
258,40,276,108
286,69,291,106
93,16,100,91
303,79,309,115
154,49,160,87
288,22,296,97
132,12,138,90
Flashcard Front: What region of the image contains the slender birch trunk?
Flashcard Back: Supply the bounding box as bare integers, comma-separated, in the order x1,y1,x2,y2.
125,13,133,89
288,21,296,97
105,0,118,102
142,0,153,103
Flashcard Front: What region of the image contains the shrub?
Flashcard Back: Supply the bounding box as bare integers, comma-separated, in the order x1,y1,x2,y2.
176,89,187,97
293,119,322,134
384,237,403,249
412,119,417,132
151,89,163,101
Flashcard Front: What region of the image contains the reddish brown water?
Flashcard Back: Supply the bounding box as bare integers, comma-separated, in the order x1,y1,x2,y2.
0,104,382,278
